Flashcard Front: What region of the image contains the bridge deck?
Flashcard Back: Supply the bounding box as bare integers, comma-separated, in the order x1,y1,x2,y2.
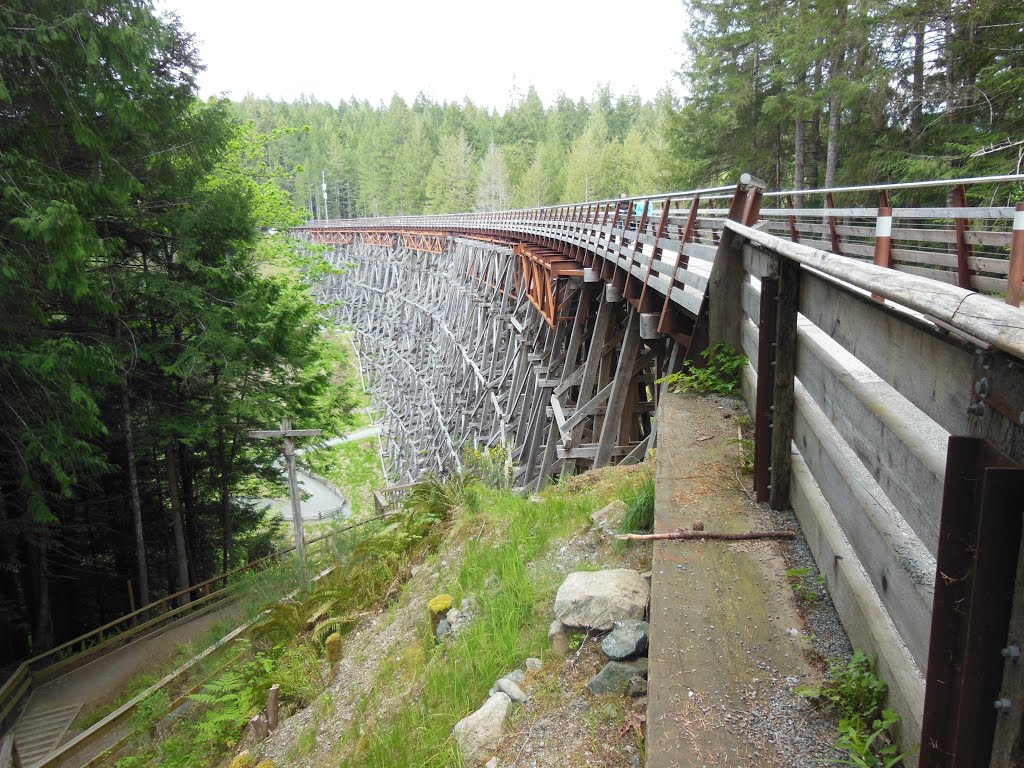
647,392,823,766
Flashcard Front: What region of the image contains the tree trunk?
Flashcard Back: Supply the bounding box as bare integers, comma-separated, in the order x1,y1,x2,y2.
825,47,846,189
28,534,53,652
122,383,148,608
217,426,234,576
165,445,191,606
809,58,823,189
911,23,925,137
795,69,806,203
944,8,955,122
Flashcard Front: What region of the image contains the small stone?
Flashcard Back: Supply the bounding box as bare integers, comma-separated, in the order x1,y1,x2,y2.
506,669,526,684
601,620,649,660
436,619,452,642
453,692,512,765
590,499,629,533
525,657,542,672
485,759,499,768
587,658,649,695
627,676,648,698
447,608,462,624
411,564,422,577
640,571,652,582
548,620,569,658
497,678,528,703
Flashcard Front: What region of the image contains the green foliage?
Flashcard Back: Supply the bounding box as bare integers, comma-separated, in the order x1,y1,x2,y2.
797,651,915,766
191,651,275,748
659,343,747,397
728,436,755,474
619,470,655,534
797,651,888,725
833,709,918,768
786,567,825,604
131,690,171,737
462,444,513,490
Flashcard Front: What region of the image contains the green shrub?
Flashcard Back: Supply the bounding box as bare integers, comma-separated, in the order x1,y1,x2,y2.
658,342,746,396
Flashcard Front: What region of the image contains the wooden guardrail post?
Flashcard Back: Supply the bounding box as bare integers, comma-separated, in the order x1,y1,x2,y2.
769,257,799,511
1007,202,1024,307
708,174,765,353
951,184,975,291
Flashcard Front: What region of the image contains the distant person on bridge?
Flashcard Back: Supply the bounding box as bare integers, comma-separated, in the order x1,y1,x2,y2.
617,192,629,220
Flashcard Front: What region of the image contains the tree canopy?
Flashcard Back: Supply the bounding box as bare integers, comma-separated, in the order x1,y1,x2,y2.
0,1,351,660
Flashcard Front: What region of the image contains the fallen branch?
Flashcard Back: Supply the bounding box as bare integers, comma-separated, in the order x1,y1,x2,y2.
615,528,797,542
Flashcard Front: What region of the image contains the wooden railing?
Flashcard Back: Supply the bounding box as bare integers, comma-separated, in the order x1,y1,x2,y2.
298,174,1024,306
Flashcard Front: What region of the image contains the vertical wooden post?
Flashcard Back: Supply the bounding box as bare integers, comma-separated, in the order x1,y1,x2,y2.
769,258,799,511
281,417,307,587
595,310,642,468
1006,202,1024,307
267,683,280,731
126,579,136,620
709,175,765,353
786,195,799,242
952,184,975,291
826,192,841,254
873,205,893,269
754,274,779,503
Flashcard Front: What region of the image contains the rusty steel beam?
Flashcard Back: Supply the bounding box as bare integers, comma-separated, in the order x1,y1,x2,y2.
920,437,1024,768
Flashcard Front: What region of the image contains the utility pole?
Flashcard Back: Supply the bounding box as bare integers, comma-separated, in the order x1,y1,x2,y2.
249,417,322,586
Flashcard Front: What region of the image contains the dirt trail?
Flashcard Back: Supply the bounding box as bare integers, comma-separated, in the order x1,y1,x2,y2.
25,602,241,725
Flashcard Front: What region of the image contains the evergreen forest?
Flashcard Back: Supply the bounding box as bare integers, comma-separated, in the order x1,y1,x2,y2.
1,0,1021,666
238,0,1021,219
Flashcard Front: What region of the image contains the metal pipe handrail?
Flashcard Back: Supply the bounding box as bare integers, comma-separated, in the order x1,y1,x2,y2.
297,174,1024,228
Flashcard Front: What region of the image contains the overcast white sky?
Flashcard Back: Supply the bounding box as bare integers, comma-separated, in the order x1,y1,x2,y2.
154,0,688,112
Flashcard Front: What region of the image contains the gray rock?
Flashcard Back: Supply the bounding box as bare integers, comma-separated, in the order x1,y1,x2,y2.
548,619,569,658
496,677,528,703
436,618,452,642
525,657,542,672
601,620,649,660
506,669,525,684
447,608,462,624
485,759,499,768
586,658,649,695
591,499,628,533
627,676,648,698
554,570,649,631
453,692,512,765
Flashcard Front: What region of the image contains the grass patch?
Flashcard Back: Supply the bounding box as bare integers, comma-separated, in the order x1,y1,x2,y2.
338,470,645,767
619,469,655,534
303,434,384,519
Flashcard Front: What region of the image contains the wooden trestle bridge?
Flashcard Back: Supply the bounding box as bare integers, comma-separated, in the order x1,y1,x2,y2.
299,173,1024,768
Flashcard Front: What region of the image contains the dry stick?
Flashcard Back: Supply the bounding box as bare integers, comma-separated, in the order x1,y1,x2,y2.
615,529,797,542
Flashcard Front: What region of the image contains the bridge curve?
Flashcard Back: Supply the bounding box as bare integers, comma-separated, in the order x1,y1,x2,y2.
301,173,1024,764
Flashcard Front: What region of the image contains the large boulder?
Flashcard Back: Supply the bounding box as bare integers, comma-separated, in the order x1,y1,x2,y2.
453,692,512,765
554,570,649,631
